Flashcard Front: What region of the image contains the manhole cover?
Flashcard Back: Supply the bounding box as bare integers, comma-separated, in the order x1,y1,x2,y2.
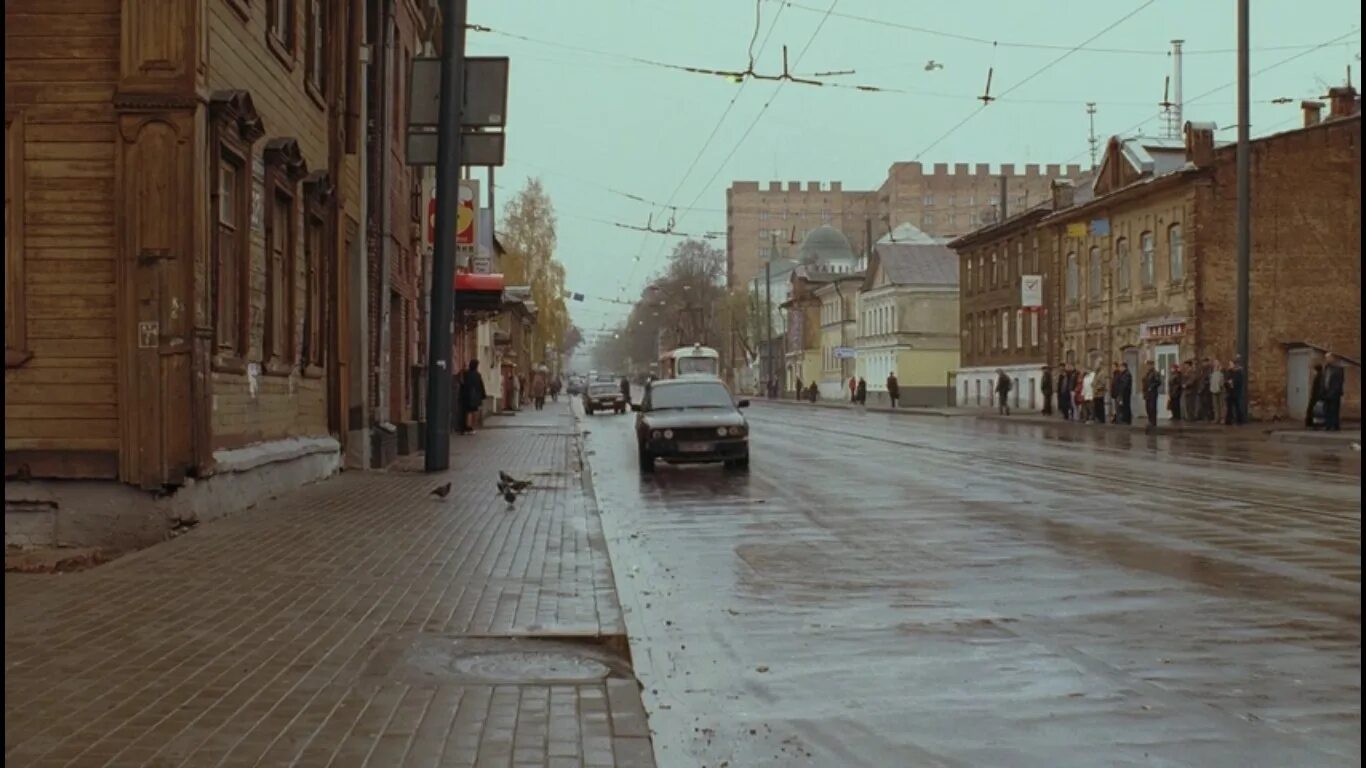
450,651,611,684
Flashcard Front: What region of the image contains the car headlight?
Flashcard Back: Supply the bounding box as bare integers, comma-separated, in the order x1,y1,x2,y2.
651,430,661,439
663,429,674,439
716,426,728,437
729,426,747,436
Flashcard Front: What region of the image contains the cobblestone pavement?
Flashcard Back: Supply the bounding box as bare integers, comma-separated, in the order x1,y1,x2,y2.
585,401,1359,767
4,404,655,768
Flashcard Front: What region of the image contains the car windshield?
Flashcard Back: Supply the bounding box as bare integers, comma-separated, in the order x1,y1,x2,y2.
648,382,735,410
676,357,716,375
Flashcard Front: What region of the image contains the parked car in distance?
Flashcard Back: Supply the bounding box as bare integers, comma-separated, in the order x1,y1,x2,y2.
633,378,749,472
584,381,626,415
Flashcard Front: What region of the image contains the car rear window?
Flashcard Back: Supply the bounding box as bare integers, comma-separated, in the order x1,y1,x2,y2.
649,382,734,409
589,384,617,395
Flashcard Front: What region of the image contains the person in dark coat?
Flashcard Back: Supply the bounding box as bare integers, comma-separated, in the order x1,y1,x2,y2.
453,367,467,433
1306,362,1325,428
848,376,857,403
620,376,632,406
807,381,819,402
1142,360,1162,432
795,375,804,401
460,360,487,434
1198,358,1215,421
1116,362,1134,424
1040,366,1054,415
1225,357,1245,425
1057,365,1073,421
886,373,900,408
1168,363,1182,421
995,369,1012,415
1322,353,1346,432
856,377,868,405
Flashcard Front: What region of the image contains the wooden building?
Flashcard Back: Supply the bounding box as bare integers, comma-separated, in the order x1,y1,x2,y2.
5,0,371,548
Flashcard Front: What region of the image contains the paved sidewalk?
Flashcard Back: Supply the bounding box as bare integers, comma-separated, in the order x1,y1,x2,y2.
4,404,655,768
760,397,1360,446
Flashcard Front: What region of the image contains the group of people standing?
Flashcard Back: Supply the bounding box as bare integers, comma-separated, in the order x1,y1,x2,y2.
1307,353,1349,432
1035,363,1131,425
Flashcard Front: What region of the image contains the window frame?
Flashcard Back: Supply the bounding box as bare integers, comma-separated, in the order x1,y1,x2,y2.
304,0,328,107
1088,246,1102,301
1140,230,1156,289
1167,224,1184,282
208,92,265,374
1065,251,1079,305
262,138,308,374
266,0,297,68
301,172,333,377
6,109,30,368
1114,236,1131,295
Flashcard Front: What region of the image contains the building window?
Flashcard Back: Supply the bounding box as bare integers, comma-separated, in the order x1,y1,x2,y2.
1015,240,1024,280
1030,237,1040,273
966,316,974,354
302,173,332,374
1065,251,1078,304
759,210,769,220
1015,309,1023,349
1168,224,1183,281
1140,230,1156,288
263,138,307,370
267,0,296,60
1000,313,1009,352
923,213,935,228
1030,311,1039,347
977,256,985,290
1088,246,1101,301
5,110,28,367
990,252,998,287
1114,237,1130,295
305,0,328,100
965,259,973,295
209,92,265,372
923,194,934,206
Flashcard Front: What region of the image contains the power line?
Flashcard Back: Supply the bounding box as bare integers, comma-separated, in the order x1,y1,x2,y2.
768,0,1356,58
913,0,1158,160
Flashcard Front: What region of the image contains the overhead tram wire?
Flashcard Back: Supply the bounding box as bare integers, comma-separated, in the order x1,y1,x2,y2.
616,0,790,297
912,0,1158,160
767,0,1355,58
1062,26,1362,164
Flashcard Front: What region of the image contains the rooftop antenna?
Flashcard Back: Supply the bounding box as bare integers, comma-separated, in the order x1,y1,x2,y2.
1170,40,1184,138
1159,77,1174,138
1086,102,1099,170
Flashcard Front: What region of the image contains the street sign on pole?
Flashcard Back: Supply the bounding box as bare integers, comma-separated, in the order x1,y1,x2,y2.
408,56,508,129
406,130,504,167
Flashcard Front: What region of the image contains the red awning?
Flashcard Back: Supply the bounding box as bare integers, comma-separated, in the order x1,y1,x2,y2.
454,272,505,292
454,271,505,313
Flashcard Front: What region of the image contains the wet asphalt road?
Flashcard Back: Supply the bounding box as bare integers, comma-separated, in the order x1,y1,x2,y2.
580,400,1361,768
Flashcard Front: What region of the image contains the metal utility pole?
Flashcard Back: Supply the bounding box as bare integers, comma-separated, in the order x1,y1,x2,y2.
1086,102,1099,170
423,0,468,472
765,260,773,393
1235,0,1251,420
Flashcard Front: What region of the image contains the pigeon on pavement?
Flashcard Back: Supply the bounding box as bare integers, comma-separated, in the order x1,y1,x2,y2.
431,482,452,499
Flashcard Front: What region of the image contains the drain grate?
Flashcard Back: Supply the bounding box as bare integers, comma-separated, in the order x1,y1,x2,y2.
451,651,611,684
360,634,633,689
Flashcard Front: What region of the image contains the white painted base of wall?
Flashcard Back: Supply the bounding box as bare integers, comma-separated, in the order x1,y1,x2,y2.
958,363,1049,410
4,436,341,552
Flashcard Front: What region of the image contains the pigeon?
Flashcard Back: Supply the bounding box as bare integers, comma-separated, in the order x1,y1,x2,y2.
430,482,452,499
503,488,518,504
924,60,944,72
498,471,532,492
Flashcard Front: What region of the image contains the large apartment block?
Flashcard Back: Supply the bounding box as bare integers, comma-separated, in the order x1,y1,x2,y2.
727,161,1083,289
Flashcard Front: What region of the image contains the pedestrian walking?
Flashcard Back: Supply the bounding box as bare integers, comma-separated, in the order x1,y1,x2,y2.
1209,360,1225,425
807,382,819,403
995,369,1012,415
848,376,857,403
512,371,522,411
1107,363,1121,423
550,377,562,403
1116,362,1134,424
856,377,868,406
620,375,632,407
886,373,900,408
531,371,547,410
460,359,487,434
795,375,804,401
1322,353,1345,432
1040,366,1054,415
1091,364,1108,424
1142,360,1162,431
1306,362,1324,428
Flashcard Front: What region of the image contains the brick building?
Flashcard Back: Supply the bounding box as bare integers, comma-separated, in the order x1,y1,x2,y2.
1041,89,1360,421
726,161,1082,290
949,197,1068,410
3,0,439,549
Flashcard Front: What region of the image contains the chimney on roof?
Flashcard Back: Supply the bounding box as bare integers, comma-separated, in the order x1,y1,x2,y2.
1051,179,1076,211
1328,84,1359,119
1184,121,1216,167
1302,100,1324,127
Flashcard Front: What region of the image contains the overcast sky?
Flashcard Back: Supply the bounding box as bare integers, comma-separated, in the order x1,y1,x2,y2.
466,0,1361,344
